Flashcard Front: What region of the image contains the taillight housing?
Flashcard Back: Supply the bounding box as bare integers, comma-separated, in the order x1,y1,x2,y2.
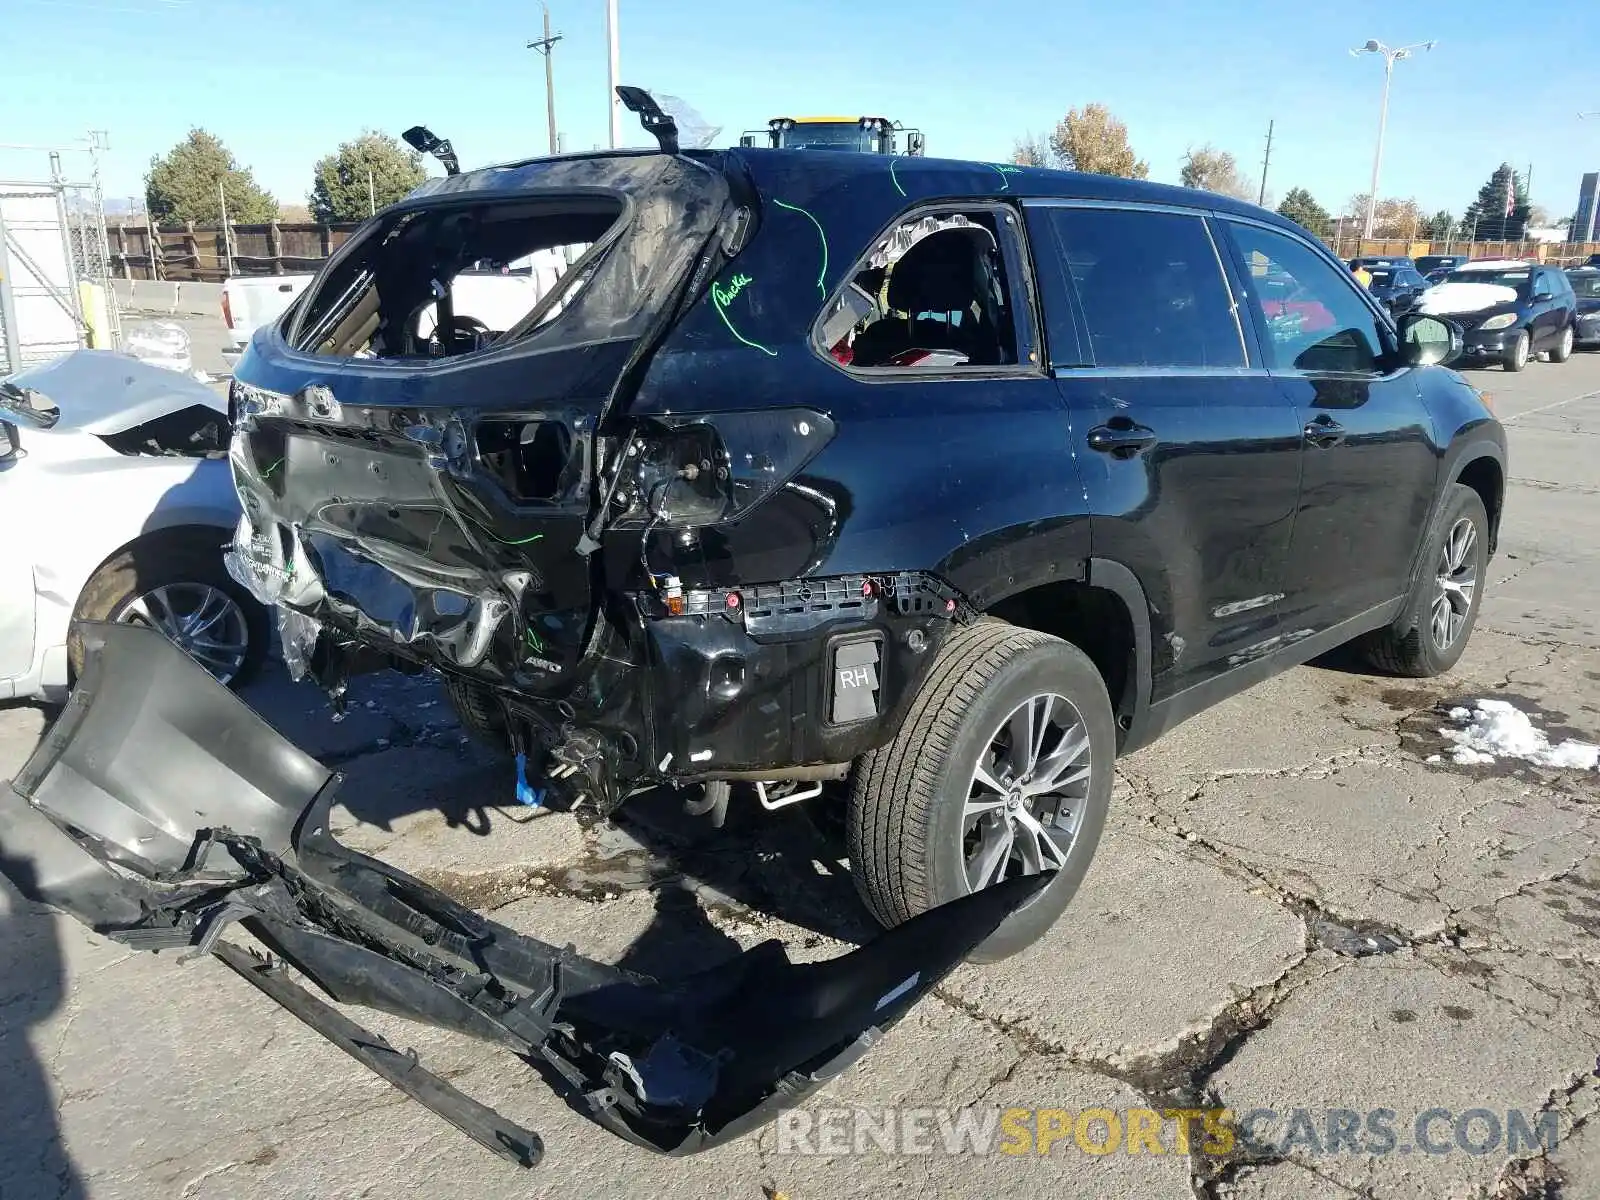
628,408,836,528
221,288,234,329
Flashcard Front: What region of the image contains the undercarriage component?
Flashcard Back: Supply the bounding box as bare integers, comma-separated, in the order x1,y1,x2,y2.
754,780,824,810
683,780,730,827
0,622,1044,1166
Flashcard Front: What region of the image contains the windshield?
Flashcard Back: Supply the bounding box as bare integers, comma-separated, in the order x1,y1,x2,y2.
1567,272,1600,299
1443,268,1530,292
775,122,879,152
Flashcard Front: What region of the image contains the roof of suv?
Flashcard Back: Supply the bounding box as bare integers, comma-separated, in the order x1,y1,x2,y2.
1455,259,1533,271
408,146,1314,238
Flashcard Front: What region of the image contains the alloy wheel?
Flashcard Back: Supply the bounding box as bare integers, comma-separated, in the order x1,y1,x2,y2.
962,692,1092,893
1512,334,1529,369
1430,517,1479,652
115,582,251,685
1560,326,1575,358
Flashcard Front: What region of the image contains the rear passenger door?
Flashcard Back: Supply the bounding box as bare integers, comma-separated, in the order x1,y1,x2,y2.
1217,219,1439,635
1025,202,1306,704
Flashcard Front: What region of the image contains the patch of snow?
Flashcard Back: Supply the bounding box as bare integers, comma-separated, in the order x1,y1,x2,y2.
1438,698,1600,770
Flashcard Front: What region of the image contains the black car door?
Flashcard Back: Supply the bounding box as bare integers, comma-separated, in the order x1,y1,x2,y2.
1217,218,1439,636
1025,201,1306,703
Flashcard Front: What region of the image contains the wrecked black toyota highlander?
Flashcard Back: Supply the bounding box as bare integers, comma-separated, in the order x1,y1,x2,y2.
0,93,1505,1167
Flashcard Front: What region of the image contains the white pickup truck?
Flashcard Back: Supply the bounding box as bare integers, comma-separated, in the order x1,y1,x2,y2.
219,246,578,359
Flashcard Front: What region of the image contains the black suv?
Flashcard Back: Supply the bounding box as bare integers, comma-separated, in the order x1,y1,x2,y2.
1568,266,1600,348
1366,263,1430,313
1,117,1507,1162
1416,253,1469,277
1419,260,1578,371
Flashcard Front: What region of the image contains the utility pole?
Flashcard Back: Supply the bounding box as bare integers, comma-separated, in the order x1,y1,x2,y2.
527,4,563,156
1257,119,1274,206
606,0,620,148
367,169,376,217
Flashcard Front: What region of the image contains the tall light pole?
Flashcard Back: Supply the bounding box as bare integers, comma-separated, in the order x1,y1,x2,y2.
605,0,620,148
1350,38,1435,241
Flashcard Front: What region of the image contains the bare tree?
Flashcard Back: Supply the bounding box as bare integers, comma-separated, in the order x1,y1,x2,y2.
1046,104,1149,178
1012,135,1052,168
1178,145,1253,200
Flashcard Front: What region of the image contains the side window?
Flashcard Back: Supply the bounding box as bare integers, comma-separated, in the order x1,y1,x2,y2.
1225,222,1388,374
819,210,1024,371
1042,207,1244,369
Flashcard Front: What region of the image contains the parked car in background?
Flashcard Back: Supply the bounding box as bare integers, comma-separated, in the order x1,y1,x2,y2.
1569,266,1600,348
220,248,582,361
221,274,311,360
0,351,269,700
1350,254,1415,272
1416,253,1470,279
1367,264,1430,313
1416,259,1577,371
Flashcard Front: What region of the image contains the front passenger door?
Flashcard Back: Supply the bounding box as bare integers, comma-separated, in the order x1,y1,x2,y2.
1219,220,1439,637
1028,203,1306,703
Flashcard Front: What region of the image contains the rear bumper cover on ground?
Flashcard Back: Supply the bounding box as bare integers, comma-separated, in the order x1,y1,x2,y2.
0,622,1041,1165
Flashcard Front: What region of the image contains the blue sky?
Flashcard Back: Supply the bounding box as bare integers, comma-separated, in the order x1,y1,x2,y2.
3,0,1597,223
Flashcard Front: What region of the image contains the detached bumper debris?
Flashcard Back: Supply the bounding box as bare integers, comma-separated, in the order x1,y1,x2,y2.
0,623,1042,1166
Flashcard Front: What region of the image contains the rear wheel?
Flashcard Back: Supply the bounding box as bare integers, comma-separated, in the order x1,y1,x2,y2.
69,533,268,689
1363,484,1488,678
442,674,512,752
1549,323,1575,363
1502,330,1530,372
848,620,1114,963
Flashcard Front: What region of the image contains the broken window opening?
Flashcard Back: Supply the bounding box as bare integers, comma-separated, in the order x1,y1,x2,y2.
292,198,624,362
818,210,1021,370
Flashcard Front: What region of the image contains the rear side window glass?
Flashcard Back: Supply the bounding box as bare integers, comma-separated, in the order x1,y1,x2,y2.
292,198,622,360
1225,222,1386,374
1042,207,1245,369
818,210,1023,370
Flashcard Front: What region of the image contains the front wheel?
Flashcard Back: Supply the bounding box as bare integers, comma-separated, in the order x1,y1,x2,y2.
848,620,1114,963
1362,483,1488,678
1503,330,1530,372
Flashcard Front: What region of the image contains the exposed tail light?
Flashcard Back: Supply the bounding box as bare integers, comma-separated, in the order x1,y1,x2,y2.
631,408,836,528
221,288,234,329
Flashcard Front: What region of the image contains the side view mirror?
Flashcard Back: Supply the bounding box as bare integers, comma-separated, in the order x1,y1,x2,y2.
906,131,927,156
0,419,18,464
1397,312,1462,368
739,134,756,148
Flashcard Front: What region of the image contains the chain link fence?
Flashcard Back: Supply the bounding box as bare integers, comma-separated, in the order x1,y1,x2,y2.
0,141,121,376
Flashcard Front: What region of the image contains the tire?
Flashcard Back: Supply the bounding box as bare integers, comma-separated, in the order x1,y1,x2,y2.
68,531,269,689
1362,484,1489,678
848,619,1115,963
1549,323,1575,363
1502,330,1530,372
442,674,512,752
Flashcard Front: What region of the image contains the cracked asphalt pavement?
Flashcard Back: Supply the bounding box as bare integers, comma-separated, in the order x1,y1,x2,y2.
4,353,1600,1200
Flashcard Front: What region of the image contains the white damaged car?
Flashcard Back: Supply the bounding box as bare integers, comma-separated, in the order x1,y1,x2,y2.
0,350,268,701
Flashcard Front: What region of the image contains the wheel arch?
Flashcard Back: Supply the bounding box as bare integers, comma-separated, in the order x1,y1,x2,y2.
1452,451,1504,557
71,521,240,620
972,558,1154,755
